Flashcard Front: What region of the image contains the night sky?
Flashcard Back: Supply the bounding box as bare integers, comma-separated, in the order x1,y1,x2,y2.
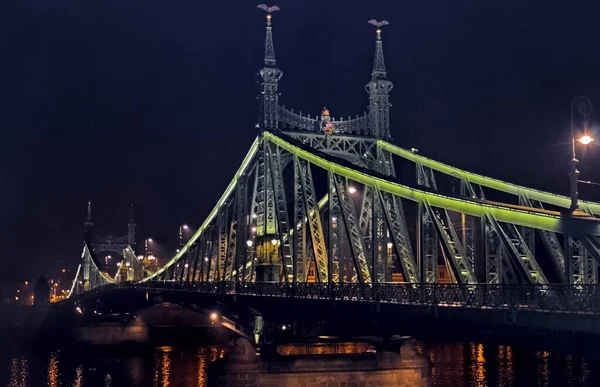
2,0,600,281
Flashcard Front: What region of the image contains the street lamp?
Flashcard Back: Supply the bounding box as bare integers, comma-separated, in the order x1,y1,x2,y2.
569,97,594,212
270,239,279,264
246,240,254,247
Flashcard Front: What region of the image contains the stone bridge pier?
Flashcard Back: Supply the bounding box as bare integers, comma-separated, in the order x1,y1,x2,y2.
208,336,432,387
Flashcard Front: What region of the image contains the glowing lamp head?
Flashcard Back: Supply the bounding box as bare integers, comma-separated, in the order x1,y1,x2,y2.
246,240,253,247
271,239,278,246
147,238,153,242
376,28,382,35
348,186,357,194
210,312,218,321
578,135,594,145
387,242,393,249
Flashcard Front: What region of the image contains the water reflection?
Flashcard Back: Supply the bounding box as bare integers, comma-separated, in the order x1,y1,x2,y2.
47,352,60,387
73,365,83,387
8,358,27,387
537,350,550,387
497,345,514,386
469,343,486,386
3,342,600,386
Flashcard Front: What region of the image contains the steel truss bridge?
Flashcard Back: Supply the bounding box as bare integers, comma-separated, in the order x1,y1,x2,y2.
68,8,600,328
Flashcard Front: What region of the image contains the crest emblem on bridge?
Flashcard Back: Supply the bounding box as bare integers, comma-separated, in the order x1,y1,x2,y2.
68,5,600,302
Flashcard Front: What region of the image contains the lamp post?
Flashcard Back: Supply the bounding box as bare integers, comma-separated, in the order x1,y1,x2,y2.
569,97,594,212
179,225,188,248
270,238,279,264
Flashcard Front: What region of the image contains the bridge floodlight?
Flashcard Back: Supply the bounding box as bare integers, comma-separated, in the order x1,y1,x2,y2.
210,312,219,322
271,239,279,246
247,240,254,247
578,135,594,145
147,238,153,242
387,242,393,249
348,186,357,194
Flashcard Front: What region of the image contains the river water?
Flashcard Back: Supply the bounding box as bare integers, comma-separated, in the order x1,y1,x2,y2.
2,341,600,386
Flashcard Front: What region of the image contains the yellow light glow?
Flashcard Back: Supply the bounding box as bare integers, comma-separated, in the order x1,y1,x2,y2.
578,135,594,145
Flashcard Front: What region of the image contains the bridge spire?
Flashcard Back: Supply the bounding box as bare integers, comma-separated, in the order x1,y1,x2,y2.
365,19,394,140
128,204,136,247
257,4,283,131
84,201,94,230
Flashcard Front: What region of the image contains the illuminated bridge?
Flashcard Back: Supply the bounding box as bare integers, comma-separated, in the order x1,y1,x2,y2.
66,8,600,338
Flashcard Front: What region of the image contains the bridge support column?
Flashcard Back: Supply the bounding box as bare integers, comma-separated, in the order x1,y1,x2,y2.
256,264,280,283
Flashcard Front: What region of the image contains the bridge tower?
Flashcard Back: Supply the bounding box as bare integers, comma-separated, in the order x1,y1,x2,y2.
128,204,136,247
258,5,282,131
84,201,94,232
365,20,393,140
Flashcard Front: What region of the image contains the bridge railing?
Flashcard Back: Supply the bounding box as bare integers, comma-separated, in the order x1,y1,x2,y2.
74,282,600,314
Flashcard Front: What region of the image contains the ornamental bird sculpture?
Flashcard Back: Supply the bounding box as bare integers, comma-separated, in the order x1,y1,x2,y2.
257,4,280,13
367,19,390,27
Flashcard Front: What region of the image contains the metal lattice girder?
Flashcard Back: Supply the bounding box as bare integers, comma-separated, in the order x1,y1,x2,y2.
423,201,476,284
245,164,260,282
267,143,293,282
419,202,438,283
328,173,341,283
224,211,237,281
359,185,373,236
235,173,249,283
70,243,114,296
371,188,385,282
217,207,228,281
518,194,536,255
254,147,266,236
378,140,600,215
377,188,418,283
264,132,600,236
142,137,260,283
332,173,372,284
297,157,329,283
416,162,437,190
524,198,567,282
209,228,219,282
293,158,307,282
485,213,549,284
376,147,396,176
263,140,277,236
571,239,588,285
484,215,520,284
284,132,378,166
576,236,600,284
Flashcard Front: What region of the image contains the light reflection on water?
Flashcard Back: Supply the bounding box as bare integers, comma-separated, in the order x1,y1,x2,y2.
2,342,599,386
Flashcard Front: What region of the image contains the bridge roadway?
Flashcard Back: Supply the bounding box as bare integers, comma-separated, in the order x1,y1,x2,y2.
74,282,600,338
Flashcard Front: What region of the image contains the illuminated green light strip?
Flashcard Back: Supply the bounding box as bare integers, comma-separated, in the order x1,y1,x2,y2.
377,140,600,215
142,136,261,282
265,132,600,236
